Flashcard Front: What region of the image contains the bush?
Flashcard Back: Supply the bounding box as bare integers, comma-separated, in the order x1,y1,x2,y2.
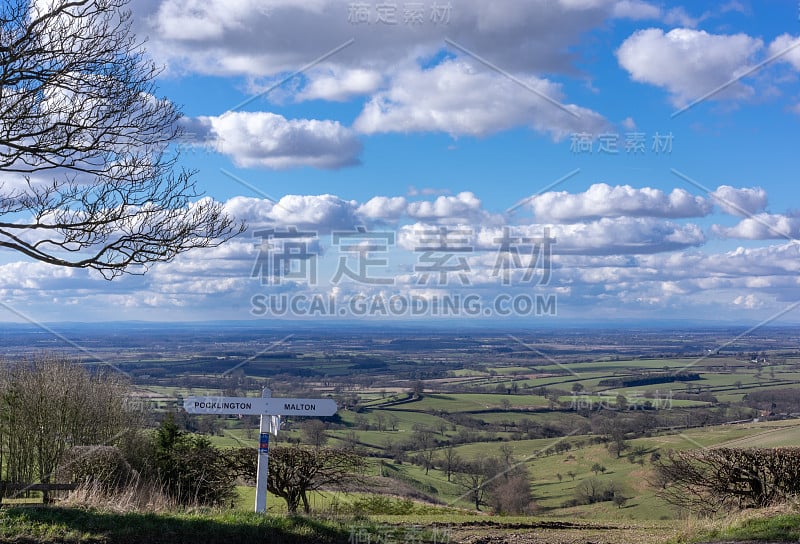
60,446,135,492
488,475,536,515
145,414,237,507
573,478,623,505
655,447,800,513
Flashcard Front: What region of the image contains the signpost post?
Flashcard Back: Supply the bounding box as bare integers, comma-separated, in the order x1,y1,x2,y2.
254,388,272,514
183,389,337,513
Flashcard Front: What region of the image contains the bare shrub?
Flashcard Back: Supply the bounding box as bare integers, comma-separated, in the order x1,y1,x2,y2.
655,447,800,514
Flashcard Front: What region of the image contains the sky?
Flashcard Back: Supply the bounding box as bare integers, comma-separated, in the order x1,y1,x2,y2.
3,0,800,325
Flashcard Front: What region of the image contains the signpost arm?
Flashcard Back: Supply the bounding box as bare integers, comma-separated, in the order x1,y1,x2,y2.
254,388,271,513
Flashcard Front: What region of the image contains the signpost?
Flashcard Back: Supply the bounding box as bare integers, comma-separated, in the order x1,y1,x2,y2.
183,396,337,416
183,389,337,513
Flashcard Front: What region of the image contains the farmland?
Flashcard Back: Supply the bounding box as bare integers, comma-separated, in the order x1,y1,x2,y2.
3,322,800,542
4,325,798,513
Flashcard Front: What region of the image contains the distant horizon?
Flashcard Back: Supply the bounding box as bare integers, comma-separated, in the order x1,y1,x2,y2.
3,317,800,330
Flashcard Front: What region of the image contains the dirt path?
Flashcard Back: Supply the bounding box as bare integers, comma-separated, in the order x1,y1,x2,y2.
430,520,679,544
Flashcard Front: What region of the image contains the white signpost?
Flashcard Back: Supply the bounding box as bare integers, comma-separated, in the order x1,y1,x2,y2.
183,389,337,513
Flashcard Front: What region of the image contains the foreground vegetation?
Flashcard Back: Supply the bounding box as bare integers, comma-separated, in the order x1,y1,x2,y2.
2,504,800,544
695,513,800,543
0,507,350,544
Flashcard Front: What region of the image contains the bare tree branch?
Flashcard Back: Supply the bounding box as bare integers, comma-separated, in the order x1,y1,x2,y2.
0,0,243,278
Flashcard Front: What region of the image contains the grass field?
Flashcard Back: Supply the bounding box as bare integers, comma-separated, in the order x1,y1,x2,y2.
4,502,797,544
126,345,800,536
0,506,351,544
310,418,800,521
199,388,800,522
204,418,800,523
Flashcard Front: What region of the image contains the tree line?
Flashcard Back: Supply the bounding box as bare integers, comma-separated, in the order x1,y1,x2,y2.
0,356,136,501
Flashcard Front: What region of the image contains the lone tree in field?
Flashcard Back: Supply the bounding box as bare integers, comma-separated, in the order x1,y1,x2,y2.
268,446,366,514
228,445,366,514
455,458,493,511
0,0,242,278
300,418,328,448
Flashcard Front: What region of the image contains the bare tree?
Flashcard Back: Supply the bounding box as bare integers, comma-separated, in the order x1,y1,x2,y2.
455,458,493,510
480,448,535,514
441,445,461,482
300,419,328,449
225,445,365,514
342,430,359,452
597,416,629,458
499,444,515,471
0,0,242,277
412,425,436,475
488,473,535,515
574,477,611,505
267,446,365,514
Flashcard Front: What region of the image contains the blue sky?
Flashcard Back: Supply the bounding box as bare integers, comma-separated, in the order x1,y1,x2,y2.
3,0,800,324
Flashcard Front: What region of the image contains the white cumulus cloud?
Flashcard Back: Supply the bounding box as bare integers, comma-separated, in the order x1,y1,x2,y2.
710,185,768,216
528,183,710,222
224,194,360,232
185,112,362,169
712,213,800,240
769,34,800,71
617,28,762,107
353,60,608,139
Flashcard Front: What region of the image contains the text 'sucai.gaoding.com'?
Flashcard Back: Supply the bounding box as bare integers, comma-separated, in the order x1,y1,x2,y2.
250,292,557,318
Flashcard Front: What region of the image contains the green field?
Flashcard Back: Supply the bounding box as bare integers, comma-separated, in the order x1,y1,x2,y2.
120,340,800,534
215,419,800,522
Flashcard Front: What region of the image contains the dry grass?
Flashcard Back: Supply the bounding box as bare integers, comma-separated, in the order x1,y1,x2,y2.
672,501,800,543
61,480,180,513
